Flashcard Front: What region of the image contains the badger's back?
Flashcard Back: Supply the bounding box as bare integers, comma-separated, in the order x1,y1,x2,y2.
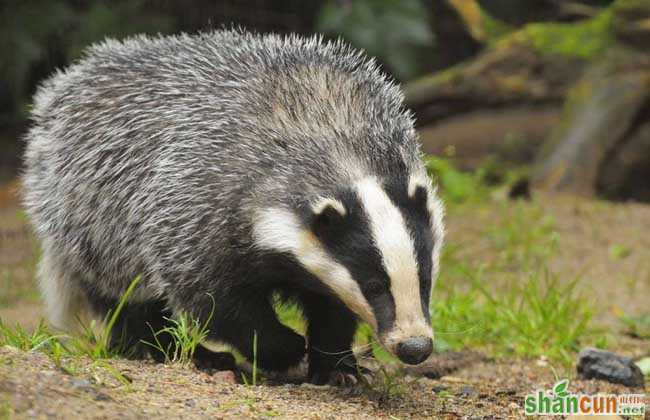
23,30,423,300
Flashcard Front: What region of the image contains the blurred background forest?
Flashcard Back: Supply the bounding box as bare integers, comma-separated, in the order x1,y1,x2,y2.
1,0,650,203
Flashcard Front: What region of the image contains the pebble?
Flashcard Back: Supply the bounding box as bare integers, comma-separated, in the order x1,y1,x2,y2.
440,375,464,383
211,370,238,384
300,382,329,390
431,384,448,393
457,385,475,398
70,378,92,390
576,347,645,388
94,392,111,401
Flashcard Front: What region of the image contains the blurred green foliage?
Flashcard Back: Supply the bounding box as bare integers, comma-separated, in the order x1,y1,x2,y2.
0,0,173,119
425,157,489,204
316,0,435,80
520,9,613,59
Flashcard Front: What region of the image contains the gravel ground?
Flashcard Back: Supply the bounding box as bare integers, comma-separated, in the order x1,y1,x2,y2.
1,346,645,419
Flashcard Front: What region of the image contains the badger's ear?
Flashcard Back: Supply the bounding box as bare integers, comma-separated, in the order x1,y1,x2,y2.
310,198,346,237
408,175,434,208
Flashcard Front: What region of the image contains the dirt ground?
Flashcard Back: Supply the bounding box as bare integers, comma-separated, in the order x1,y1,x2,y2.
0,181,649,419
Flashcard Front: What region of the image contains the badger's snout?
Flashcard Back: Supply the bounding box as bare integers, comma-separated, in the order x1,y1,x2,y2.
395,336,433,364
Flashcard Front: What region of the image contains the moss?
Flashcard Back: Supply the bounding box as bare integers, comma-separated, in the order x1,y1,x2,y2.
520,10,614,59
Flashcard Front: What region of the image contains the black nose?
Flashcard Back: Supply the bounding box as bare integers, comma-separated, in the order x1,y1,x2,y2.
396,337,433,365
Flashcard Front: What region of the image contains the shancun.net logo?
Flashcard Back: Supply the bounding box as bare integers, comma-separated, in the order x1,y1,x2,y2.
524,379,646,416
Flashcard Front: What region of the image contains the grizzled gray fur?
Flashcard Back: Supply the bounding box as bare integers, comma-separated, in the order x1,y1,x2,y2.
23,30,443,381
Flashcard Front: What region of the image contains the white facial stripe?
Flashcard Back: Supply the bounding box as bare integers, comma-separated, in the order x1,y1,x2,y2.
252,207,377,329
355,177,431,340
408,172,446,281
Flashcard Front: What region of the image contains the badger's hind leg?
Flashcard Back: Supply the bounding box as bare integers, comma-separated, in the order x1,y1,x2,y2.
38,251,92,334
211,292,306,373
83,290,174,361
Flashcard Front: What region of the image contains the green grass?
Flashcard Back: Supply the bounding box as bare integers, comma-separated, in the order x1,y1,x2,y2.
0,276,147,390
0,320,61,352
240,331,259,386
432,198,601,364
0,274,218,369
609,243,632,260
358,364,410,403
143,297,214,365
0,398,13,420
620,313,650,340
487,202,560,268
433,268,596,364
425,156,489,204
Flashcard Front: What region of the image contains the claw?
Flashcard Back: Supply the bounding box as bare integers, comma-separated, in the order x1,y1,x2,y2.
310,365,374,387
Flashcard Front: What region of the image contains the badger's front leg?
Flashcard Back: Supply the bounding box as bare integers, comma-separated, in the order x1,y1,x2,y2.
213,294,306,373
300,293,361,385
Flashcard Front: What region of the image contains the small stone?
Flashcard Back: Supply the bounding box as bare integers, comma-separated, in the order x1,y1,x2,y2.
536,356,549,367
70,378,92,390
576,347,645,388
300,382,329,390
457,385,475,398
432,384,448,393
440,375,464,383
184,398,197,407
94,392,111,401
496,388,517,396
211,370,237,384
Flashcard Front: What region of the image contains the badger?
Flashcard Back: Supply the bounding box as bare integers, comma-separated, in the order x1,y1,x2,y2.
22,30,444,384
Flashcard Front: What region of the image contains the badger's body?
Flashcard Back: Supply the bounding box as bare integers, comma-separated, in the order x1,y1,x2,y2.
23,30,444,382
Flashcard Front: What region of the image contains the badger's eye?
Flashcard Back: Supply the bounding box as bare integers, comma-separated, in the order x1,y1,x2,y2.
364,279,388,297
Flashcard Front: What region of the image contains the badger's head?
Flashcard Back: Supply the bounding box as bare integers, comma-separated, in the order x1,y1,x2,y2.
252,172,444,365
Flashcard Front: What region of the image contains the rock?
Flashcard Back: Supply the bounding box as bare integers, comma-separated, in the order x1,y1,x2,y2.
299,382,329,390
576,347,645,388
457,385,476,398
94,392,111,401
70,378,92,390
211,370,238,385
636,357,650,376
432,384,449,393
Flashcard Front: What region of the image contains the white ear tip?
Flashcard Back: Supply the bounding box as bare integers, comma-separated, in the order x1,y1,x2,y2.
311,198,347,216
407,174,431,199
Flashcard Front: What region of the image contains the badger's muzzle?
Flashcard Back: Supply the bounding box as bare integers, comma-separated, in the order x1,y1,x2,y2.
395,336,433,365
379,319,434,365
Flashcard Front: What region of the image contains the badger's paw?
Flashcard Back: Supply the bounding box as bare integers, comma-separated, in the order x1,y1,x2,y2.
309,361,373,387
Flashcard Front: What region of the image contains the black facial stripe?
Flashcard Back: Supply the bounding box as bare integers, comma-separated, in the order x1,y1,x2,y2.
299,189,396,334
384,178,435,321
